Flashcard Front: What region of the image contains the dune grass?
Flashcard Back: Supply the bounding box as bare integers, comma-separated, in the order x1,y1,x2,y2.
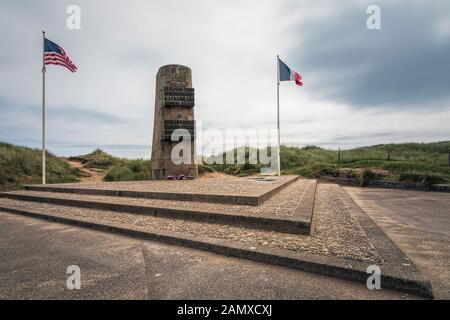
202,141,450,183
69,148,151,182
0,142,81,191
2,140,449,190
103,159,151,182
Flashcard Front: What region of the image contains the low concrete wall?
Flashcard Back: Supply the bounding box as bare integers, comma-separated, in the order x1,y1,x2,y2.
319,176,450,193
431,184,450,192
366,180,428,191
318,177,360,186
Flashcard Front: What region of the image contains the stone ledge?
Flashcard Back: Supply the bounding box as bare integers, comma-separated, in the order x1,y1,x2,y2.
0,190,311,235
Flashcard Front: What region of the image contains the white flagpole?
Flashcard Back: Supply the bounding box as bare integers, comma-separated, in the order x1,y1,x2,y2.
42,31,46,184
276,55,281,176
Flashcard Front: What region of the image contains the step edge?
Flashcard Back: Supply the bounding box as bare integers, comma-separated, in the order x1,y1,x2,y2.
0,192,310,235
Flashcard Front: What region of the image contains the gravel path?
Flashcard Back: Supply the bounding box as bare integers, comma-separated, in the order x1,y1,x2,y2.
66,160,104,183
0,184,382,264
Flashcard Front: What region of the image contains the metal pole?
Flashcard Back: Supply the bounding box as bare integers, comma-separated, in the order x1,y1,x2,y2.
276,55,281,176
42,31,46,184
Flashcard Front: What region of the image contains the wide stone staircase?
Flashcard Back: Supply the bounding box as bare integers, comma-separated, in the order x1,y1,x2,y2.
0,176,433,298
0,176,315,235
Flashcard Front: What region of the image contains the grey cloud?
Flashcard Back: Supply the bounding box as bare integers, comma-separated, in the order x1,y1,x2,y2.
0,98,126,149
290,1,450,109
0,99,124,125
327,132,394,143
1,0,449,156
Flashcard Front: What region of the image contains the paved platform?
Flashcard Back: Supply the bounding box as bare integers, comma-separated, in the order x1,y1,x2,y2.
2,179,316,235
344,187,450,299
0,212,420,300
24,175,299,206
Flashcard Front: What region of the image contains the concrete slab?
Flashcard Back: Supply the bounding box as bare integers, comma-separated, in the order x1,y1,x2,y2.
343,186,450,299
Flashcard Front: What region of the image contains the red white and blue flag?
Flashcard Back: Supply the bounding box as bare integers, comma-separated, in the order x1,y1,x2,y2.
278,58,302,86
44,38,77,73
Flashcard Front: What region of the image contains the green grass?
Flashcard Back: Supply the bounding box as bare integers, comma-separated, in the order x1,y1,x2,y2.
69,148,151,182
68,148,120,169
0,142,81,191
0,143,152,190
2,140,449,190
103,159,151,182
202,141,450,184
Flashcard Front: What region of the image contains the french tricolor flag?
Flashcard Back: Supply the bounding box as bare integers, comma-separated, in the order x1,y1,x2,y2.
278,57,303,86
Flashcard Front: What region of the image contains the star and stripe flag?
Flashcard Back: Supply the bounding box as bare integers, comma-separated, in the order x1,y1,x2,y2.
44,38,77,73
40,34,78,184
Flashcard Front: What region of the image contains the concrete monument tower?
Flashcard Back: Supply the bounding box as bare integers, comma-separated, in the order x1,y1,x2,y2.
150,65,198,179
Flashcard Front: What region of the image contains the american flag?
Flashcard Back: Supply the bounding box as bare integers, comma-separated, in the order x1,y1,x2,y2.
44,38,77,73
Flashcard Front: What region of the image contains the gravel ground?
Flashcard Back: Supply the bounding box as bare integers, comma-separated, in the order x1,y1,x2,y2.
0,184,382,264
35,175,297,196
10,180,316,220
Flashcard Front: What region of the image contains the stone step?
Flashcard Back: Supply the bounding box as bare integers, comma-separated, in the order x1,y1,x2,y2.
0,185,433,298
1,179,316,235
24,175,300,206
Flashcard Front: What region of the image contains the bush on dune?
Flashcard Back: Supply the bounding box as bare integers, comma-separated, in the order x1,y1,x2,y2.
103,160,151,182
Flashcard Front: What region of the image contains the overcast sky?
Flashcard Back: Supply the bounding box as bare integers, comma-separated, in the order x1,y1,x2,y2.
1,0,449,158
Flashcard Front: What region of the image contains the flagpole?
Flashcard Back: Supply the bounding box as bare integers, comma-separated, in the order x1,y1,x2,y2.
42,31,46,184
276,55,281,176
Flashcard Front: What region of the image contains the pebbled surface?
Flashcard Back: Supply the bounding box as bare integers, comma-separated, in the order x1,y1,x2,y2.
7,179,315,221
29,175,297,197
0,184,382,264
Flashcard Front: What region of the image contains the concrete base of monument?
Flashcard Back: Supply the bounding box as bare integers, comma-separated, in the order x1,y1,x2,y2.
0,179,433,298
23,175,299,206
2,177,313,235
